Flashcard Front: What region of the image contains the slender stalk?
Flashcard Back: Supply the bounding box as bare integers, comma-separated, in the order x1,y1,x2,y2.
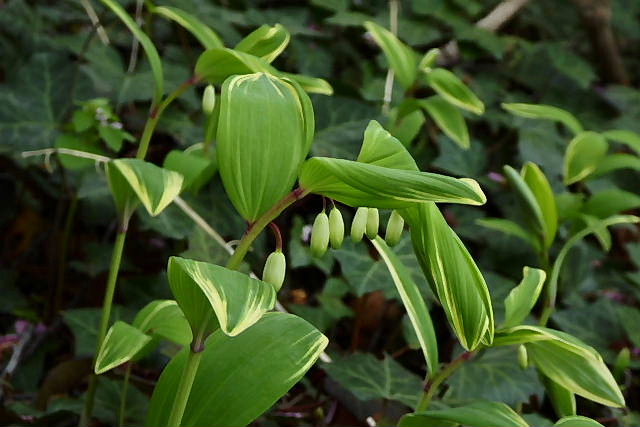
136,77,199,159
174,196,234,255
81,227,128,426
226,187,308,270
51,195,79,320
166,347,204,427
119,363,133,427
415,351,474,411
382,0,399,114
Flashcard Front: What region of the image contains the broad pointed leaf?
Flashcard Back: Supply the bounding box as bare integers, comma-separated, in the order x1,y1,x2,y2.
602,129,640,155
543,376,576,418
153,6,223,49
372,237,438,377
582,189,640,219
299,157,486,208
522,162,557,248
400,401,529,427
502,103,582,135
147,312,328,427
564,131,608,184
235,24,290,63
162,149,216,192
554,416,605,427
426,68,484,115
108,158,183,217
94,321,152,374
503,165,545,245
476,218,540,252
493,326,625,407
593,153,640,176
356,120,418,170
503,267,546,328
168,257,276,338
420,95,470,148
195,48,276,84
404,202,494,350
216,73,313,220
364,21,418,89
132,300,192,346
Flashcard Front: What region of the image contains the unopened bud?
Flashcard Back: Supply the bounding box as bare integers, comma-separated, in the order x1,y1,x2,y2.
329,207,344,249
262,250,286,292
517,345,528,370
366,208,379,239
351,207,368,242
202,85,216,115
385,210,404,246
311,212,330,257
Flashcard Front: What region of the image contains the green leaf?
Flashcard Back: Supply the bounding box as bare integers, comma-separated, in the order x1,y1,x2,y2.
602,129,640,155
235,24,290,63
323,353,423,408
162,150,216,192
418,48,440,72
543,376,576,418
152,6,223,49
547,215,640,311
99,0,163,104
300,158,486,208
94,321,152,374
73,110,95,132
107,158,184,218
363,21,418,89
147,312,327,427
168,257,276,339
503,267,546,328
98,124,134,152
503,165,545,246
371,237,439,377
593,153,640,176
279,72,334,95
217,73,313,221
401,401,529,427
55,134,107,170
0,53,74,152
132,300,192,346
425,68,484,115
522,162,558,248
420,95,470,148
501,103,583,135
564,131,608,184
445,346,543,407
554,416,605,427
404,203,494,350
493,326,625,407
476,218,540,252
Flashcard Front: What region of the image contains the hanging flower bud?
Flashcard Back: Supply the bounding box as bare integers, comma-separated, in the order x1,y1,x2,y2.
217,73,314,221
366,208,379,239
202,85,216,115
311,212,330,257
613,348,630,381
262,250,286,292
517,345,528,370
329,207,344,249
385,210,404,246
351,207,368,242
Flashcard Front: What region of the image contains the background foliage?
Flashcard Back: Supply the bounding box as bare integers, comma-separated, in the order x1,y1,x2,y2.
1,0,640,425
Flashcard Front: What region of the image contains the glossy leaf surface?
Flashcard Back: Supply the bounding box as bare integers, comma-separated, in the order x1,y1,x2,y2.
400,401,529,427
420,95,470,148
94,321,151,374
364,21,417,89
502,103,582,135
132,299,192,345
503,267,546,328
152,6,223,49
235,24,290,63
426,68,484,114
564,131,608,184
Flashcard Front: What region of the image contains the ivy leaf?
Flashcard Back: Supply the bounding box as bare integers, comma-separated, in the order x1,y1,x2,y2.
323,353,423,408
0,53,74,152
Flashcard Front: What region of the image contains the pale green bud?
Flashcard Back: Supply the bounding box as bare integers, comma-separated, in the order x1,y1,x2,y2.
366,208,379,239
351,207,368,242
311,212,330,257
517,345,528,370
329,207,344,249
262,250,286,292
613,347,630,381
385,210,404,246
202,85,216,115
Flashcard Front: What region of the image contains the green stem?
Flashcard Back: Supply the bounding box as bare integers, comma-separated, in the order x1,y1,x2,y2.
415,351,474,412
136,77,199,160
119,363,132,427
80,227,128,426
166,347,204,427
51,194,79,320
225,187,309,270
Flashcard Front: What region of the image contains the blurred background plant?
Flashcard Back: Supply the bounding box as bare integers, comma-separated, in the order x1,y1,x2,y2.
1,0,640,426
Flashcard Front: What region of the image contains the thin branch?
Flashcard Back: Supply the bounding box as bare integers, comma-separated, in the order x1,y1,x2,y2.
80,0,110,45
22,148,112,164
382,0,400,114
